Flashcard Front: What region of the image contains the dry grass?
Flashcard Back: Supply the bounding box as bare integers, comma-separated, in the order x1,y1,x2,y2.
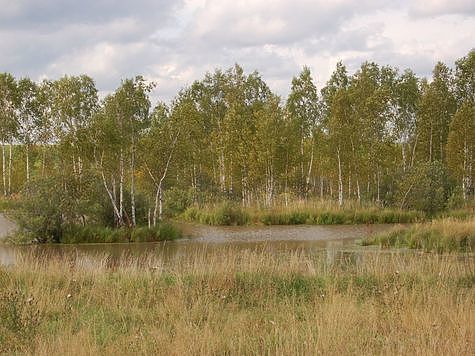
1,248,474,355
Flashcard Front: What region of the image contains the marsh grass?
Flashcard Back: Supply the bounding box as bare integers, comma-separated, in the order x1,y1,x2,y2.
0,248,473,355
363,217,475,253
183,200,424,226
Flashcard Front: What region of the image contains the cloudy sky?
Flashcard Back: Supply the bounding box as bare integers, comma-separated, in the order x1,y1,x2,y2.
1,0,474,102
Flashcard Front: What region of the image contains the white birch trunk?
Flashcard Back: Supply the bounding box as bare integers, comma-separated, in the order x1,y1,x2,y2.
305,147,314,198
337,147,343,207
8,143,12,195
119,148,124,224
130,144,136,227
2,143,5,196
356,178,361,204
100,163,122,225
26,144,30,182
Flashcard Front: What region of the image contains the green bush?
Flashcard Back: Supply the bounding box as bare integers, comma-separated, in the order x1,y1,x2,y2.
395,161,452,215
158,222,182,240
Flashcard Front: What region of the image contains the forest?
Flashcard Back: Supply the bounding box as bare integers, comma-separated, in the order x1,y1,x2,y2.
0,49,474,241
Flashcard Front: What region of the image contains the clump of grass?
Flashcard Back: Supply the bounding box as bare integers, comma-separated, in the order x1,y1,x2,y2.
363,217,475,253
183,202,250,226
258,207,422,226
0,249,473,355
0,289,41,354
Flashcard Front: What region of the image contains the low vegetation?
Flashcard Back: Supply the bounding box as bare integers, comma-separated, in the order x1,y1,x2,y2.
0,249,473,354
363,217,475,252
5,223,182,245
182,200,425,226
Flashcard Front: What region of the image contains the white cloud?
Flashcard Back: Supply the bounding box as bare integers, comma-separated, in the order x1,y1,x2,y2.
0,0,473,102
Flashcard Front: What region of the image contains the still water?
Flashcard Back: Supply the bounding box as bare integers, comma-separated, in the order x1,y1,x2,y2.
0,216,398,267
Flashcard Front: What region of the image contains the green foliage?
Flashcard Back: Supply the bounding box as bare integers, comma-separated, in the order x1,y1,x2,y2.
395,161,452,215
2,49,475,240
164,187,195,217
13,176,71,242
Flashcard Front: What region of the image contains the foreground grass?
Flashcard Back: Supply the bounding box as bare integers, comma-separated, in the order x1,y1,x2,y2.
363,217,475,253
183,200,424,226
1,249,473,355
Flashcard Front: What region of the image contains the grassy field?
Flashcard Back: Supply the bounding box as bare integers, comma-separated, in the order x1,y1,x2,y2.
363,217,475,253
1,248,473,355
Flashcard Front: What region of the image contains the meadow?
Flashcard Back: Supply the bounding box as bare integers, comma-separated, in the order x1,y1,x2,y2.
1,248,473,355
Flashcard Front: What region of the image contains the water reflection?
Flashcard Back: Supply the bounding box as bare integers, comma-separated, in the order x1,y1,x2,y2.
1,223,399,267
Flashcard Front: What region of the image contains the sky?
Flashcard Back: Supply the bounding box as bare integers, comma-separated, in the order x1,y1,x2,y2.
1,0,474,102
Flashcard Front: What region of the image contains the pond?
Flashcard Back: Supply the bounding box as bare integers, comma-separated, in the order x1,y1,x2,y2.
0,215,401,267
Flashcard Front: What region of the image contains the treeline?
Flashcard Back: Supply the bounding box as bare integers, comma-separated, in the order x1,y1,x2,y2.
0,49,474,230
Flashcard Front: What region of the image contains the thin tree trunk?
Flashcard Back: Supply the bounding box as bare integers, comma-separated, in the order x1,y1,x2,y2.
463,138,468,200
356,178,361,204
337,147,343,207
159,185,163,220
410,133,419,168
300,136,305,197
429,124,433,162
320,176,324,199
26,144,30,182
99,155,122,225
348,173,351,200
148,208,151,228
2,143,5,196
305,146,314,198
376,167,381,204
119,148,124,224
130,143,136,227
42,146,46,177
401,142,406,172
153,185,160,227
8,143,12,195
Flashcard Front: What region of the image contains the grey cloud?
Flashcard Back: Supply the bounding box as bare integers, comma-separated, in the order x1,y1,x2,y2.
0,0,473,103
408,0,475,17
187,0,396,48
0,0,182,29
